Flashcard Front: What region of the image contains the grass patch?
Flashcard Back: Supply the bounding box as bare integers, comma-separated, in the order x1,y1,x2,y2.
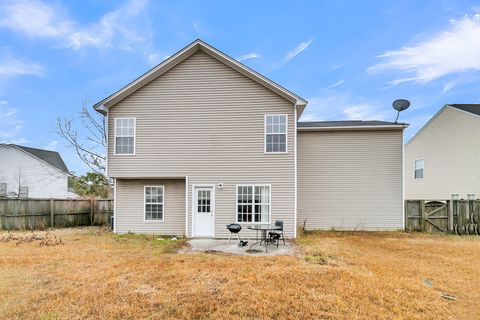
0,227,479,319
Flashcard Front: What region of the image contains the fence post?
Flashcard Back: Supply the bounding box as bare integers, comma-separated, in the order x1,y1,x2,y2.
458,201,464,234
447,200,453,233
0,199,4,229
50,198,54,228
90,198,94,226
420,200,426,231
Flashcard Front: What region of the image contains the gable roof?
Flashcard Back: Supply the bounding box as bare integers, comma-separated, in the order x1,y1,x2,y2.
93,39,308,116
1,144,70,174
298,120,407,131
448,104,480,116
407,104,480,145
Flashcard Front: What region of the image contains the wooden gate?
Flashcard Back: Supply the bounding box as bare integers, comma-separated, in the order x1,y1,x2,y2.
405,200,480,234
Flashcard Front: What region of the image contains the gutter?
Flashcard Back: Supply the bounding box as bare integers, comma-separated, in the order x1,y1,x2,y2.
297,124,409,131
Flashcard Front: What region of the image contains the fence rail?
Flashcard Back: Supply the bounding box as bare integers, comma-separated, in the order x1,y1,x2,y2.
0,198,113,230
405,200,480,234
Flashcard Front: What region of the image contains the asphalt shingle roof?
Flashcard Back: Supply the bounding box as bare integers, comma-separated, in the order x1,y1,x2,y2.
449,104,480,116
16,145,70,174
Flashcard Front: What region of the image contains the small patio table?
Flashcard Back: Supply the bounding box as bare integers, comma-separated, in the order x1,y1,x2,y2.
247,224,282,252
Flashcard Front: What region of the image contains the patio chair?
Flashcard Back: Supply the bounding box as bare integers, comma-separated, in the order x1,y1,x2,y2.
268,220,285,248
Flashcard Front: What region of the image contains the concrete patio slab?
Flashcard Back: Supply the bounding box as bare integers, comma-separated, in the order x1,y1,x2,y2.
178,238,295,256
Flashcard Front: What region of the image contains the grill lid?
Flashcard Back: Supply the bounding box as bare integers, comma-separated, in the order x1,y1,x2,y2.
226,223,242,233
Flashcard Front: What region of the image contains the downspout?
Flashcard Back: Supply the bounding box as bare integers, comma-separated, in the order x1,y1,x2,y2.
294,104,298,238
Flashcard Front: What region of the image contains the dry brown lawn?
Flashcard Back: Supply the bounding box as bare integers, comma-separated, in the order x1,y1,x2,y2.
0,227,478,320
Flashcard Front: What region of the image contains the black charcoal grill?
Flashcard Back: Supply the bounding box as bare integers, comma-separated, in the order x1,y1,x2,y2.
226,223,242,246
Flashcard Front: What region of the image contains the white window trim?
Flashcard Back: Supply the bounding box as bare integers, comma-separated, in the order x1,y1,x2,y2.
235,184,272,224
144,185,165,222
413,158,424,180
264,114,288,154
114,117,136,156
191,184,216,238
467,194,476,200
451,193,460,200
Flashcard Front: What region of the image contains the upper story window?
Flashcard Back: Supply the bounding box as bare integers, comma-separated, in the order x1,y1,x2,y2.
467,194,476,200
451,194,460,201
114,118,135,155
414,159,424,179
265,114,287,153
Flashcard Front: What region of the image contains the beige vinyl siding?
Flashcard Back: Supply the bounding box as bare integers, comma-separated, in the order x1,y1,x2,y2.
115,179,185,235
297,130,404,230
108,51,295,238
405,107,480,200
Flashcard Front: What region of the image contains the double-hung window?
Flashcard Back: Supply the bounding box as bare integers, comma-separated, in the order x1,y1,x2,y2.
144,186,164,221
414,159,424,179
237,185,270,223
115,118,135,155
265,114,287,153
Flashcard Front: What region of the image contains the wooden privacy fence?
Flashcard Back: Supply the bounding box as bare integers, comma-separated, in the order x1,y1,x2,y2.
405,200,480,234
0,198,113,230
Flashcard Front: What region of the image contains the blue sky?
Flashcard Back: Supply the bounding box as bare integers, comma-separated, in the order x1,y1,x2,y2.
1,0,480,174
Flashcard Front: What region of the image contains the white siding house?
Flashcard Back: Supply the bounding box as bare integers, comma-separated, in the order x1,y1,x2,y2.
0,144,77,198
405,104,480,200
297,123,405,230
94,40,406,237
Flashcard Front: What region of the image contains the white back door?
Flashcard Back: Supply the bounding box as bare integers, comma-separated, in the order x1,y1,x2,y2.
193,186,215,237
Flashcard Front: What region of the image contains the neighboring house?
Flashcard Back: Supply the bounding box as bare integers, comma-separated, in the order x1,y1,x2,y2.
94,40,406,237
0,144,77,198
405,104,480,200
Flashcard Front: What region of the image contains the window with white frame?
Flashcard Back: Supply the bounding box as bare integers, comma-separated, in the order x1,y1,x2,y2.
467,194,476,200
265,115,287,153
451,194,460,201
414,159,424,179
237,185,270,223
115,118,135,155
145,186,164,220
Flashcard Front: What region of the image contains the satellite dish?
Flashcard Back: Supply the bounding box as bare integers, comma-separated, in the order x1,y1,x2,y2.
392,99,410,123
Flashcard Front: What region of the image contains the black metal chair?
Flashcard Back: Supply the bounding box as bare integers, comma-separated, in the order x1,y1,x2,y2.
269,220,285,247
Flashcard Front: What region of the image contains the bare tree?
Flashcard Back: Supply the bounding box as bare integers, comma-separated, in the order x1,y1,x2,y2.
55,101,107,182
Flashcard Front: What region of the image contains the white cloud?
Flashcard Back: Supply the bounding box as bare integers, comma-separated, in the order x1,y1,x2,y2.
369,14,480,84
0,0,150,50
299,95,390,122
283,39,313,64
0,56,44,79
237,53,260,62
326,79,345,89
0,114,26,143
146,53,170,65
342,104,388,120
147,53,162,65
44,140,58,150
0,102,27,144
0,0,72,38
192,21,209,34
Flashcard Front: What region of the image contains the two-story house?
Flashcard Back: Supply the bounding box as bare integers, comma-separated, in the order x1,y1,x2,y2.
94,40,406,238
0,144,77,198
405,104,480,200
